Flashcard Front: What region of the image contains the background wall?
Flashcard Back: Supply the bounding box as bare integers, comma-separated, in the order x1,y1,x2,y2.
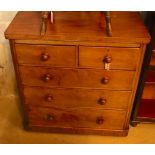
0,11,17,98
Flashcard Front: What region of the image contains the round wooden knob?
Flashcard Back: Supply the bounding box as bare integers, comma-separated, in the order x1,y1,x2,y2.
104,55,112,63
43,74,51,82
96,117,104,125
41,53,50,61
98,98,106,105
45,114,54,121
46,95,53,102
101,76,109,84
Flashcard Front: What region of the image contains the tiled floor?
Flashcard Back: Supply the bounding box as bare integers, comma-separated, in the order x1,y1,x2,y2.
0,96,155,144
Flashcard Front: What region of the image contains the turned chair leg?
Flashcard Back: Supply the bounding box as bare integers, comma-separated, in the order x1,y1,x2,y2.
40,11,112,37
105,11,112,37
40,11,50,36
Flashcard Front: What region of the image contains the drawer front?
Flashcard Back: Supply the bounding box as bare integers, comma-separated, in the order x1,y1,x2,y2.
23,87,131,109
19,66,135,90
15,44,76,67
150,52,155,66
27,107,126,130
142,84,155,99
79,46,140,70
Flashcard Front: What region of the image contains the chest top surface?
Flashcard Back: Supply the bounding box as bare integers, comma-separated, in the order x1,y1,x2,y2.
5,11,150,44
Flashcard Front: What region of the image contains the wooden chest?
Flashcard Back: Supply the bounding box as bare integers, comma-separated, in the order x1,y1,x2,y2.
5,11,150,136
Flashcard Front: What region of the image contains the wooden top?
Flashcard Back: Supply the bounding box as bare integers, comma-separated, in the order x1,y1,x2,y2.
5,11,150,44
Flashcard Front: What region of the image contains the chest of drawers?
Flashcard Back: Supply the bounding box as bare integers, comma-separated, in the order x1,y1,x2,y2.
5,11,150,136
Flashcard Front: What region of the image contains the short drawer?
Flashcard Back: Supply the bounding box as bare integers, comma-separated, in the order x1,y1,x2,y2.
15,44,76,67
27,107,126,130
19,66,135,90
79,46,140,70
23,87,131,109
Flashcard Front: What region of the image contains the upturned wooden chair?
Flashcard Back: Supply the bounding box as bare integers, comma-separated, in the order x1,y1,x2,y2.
40,11,112,37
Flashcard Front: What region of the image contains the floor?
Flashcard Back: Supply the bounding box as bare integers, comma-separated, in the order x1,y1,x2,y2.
0,96,155,144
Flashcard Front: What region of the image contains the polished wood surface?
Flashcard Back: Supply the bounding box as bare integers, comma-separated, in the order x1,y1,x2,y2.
79,46,140,70
5,11,150,136
15,44,76,67
5,12,150,43
40,11,112,37
150,52,155,66
27,107,126,130
142,84,155,99
19,66,135,90
23,86,131,109
15,39,141,48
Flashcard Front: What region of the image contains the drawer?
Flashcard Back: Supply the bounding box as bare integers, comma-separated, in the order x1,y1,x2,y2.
19,66,135,90
145,70,155,83
23,87,131,109
142,84,155,99
143,71,155,99
150,52,155,66
27,107,126,130
15,44,76,67
79,46,140,70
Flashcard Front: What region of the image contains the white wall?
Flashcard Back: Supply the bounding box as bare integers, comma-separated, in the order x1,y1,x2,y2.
0,11,17,97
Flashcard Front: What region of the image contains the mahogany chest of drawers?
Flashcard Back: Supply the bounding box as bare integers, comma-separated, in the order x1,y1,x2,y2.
5,11,150,136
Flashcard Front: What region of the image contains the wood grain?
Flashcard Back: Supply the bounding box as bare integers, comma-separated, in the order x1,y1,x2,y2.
15,44,76,67
15,40,140,48
142,84,155,99
5,11,150,136
19,66,135,90
5,12,150,43
23,86,131,109
150,52,155,66
27,107,126,130
79,46,140,70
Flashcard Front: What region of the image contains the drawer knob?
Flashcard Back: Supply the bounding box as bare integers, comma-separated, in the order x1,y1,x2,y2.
104,55,112,63
43,74,52,82
96,117,104,125
45,114,54,121
98,98,106,105
41,53,50,61
101,76,109,84
45,95,53,102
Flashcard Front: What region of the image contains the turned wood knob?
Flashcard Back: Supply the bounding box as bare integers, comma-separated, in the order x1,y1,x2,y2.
45,95,53,102
101,76,109,84
41,53,50,61
96,117,104,125
45,114,54,121
104,55,112,63
43,74,52,82
98,98,106,105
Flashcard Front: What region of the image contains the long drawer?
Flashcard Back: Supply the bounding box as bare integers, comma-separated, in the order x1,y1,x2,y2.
23,86,131,109
27,107,126,130
15,44,76,67
79,46,140,70
19,66,135,90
